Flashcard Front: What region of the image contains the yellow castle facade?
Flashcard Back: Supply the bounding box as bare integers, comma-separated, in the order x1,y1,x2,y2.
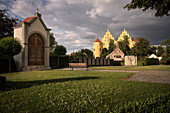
93,29,138,58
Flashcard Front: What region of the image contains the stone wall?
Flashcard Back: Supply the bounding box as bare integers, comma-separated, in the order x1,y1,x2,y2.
125,56,137,66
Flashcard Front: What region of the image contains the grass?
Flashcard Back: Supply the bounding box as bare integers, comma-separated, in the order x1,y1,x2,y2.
89,65,170,71
0,70,170,112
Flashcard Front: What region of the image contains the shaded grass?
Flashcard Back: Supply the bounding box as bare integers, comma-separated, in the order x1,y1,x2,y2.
89,65,170,71
0,70,170,112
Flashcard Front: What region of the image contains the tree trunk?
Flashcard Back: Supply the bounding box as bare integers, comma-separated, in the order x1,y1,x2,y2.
57,56,60,68
9,57,12,72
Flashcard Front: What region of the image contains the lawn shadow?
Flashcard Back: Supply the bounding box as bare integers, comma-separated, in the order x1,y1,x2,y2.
2,76,100,91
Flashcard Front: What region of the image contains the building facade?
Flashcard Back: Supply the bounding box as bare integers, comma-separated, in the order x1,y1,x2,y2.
13,13,51,71
93,29,138,58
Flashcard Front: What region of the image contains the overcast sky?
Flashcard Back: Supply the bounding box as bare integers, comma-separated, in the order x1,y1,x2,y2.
1,0,170,54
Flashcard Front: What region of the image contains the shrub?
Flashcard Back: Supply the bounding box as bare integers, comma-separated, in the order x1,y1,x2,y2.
0,37,22,72
50,54,69,68
110,60,124,66
0,57,16,73
146,58,159,65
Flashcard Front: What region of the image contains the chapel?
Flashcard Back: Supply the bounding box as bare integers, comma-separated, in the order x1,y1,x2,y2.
13,13,51,71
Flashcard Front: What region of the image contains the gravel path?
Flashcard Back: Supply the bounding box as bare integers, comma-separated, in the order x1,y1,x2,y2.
59,68,170,84
128,71,170,84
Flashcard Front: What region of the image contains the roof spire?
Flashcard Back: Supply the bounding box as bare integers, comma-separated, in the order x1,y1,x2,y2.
36,8,39,13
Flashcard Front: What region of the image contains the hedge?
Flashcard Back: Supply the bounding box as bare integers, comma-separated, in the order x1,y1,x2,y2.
110,60,124,66
50,54,69,69
0,57,16,73
146,58,159,65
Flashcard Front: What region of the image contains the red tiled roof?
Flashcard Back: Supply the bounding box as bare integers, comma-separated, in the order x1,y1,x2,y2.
94,38,101,42
71,52,76,56
133,37,138,41
23,16,35,23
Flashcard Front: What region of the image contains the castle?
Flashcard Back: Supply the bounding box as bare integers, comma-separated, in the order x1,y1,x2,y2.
93,29,138,58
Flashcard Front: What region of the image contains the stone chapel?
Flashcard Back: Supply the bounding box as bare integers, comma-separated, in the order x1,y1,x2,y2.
13,13,51,71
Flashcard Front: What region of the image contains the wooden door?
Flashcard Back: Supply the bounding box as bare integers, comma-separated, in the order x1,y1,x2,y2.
28,33,44,66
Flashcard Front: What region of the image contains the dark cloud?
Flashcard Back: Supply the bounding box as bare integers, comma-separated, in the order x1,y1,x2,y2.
1,0,170,54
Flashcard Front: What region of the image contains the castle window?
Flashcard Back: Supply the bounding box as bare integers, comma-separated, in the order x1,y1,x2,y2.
94,49,95,51
100,48,101,51
103,43,105,46
93,43,95,46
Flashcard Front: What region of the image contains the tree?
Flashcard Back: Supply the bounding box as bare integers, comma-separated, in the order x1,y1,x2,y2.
0,37,22,72
124,0,170,17
132,37,151,64
108,39,116,54
100,48,108,57
118,35,131,55
161,37,170,64
54,45,67,55
148,46,157,55
50,33,57,52
157,46,164,57
76,49,93,57
0,9,20,39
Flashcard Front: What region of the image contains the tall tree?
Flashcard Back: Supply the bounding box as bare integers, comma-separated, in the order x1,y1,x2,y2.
100,48,108,57
124,0,170,17
108,39,116,54
148,46,157,55
118,35,131,55
0,37,22,72
50,33,57,52
54,45,67,55
161,37,170,64
157,46,164,57
132,37,151,64
0,9,20,39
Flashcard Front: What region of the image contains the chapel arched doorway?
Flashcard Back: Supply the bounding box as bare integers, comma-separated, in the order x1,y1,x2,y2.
28,33,44,66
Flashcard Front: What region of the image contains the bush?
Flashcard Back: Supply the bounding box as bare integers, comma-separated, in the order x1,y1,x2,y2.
50,54,69,69
0,57,16,73
110,60,124,66
146,58,159,65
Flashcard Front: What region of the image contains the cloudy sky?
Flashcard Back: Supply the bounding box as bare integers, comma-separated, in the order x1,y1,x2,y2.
1,0,170,54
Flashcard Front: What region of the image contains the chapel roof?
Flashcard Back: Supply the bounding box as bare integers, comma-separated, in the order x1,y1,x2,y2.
23,16,36,23
94,38,101,42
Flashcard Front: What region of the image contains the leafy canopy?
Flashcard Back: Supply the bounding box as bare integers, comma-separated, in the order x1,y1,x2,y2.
108,39,116,54
0,9,20,39
118,35,131,55
132,37,151,58
54,45,67,55
76,49,93,57
124,0,170,17
50,33,57,52
0,37,22,57
100,48,108,57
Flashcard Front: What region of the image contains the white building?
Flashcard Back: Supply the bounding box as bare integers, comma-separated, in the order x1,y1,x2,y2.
14,13,51,71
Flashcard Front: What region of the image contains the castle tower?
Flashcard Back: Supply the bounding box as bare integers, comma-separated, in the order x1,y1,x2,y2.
93,38,103,58
101,30,116,50
117,29,133,48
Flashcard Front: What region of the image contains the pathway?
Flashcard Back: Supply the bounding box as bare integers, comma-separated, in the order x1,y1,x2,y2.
59,68,170,84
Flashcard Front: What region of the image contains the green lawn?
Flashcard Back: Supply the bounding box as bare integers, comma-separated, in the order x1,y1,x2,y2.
0,70,170,112
89,65,170,71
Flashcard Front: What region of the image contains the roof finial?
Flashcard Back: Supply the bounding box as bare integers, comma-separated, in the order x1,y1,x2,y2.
36,8,39,13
